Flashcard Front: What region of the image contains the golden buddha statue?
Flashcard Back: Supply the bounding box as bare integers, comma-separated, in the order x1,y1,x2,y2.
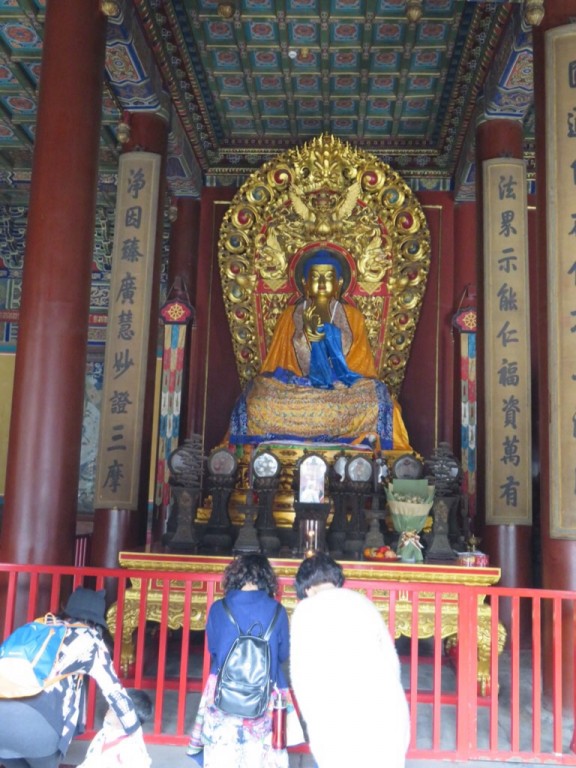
228,248,411,451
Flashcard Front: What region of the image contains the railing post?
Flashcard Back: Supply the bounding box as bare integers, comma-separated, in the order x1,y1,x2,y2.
455,586,479,759
571,599,576,752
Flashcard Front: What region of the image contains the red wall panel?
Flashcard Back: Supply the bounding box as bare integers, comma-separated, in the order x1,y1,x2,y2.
190,189,239,451
401,193,457,458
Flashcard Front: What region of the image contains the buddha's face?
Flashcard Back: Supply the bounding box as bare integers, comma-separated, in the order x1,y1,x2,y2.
303,264,342,301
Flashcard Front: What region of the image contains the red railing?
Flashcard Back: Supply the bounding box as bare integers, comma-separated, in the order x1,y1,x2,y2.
1,561,576,763
73,533,92,568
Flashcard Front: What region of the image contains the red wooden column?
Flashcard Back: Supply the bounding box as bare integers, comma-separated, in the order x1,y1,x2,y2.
0,2,107,567
475,118,533,603
169,197,200,445
91,112,169,568
187,188,237,449
149,197,200,545
167,198,200,296
532,2,576,712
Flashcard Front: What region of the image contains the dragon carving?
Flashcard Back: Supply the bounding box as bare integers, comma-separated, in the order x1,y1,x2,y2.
255,179,392,284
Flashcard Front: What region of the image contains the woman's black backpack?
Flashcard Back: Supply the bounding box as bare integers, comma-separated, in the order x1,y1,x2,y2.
214,599,282,719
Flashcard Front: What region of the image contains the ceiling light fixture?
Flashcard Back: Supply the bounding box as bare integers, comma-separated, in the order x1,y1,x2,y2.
405,0,423,23
217,2,235,19
523,0,544,26
101,0,120,17
288,47,311,62
116,117,131,147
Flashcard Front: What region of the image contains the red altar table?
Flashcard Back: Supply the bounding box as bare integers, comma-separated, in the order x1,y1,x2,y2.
107,551,505,694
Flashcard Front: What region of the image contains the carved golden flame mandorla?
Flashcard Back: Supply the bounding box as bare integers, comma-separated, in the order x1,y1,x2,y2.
218,133,431,398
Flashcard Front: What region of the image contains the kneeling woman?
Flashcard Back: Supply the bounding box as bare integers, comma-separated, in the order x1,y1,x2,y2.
188,554,291,768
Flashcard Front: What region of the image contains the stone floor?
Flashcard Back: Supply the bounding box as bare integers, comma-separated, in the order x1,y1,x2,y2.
64,741,553,768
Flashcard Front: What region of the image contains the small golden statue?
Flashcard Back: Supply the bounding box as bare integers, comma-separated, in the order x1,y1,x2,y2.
468,534,481,552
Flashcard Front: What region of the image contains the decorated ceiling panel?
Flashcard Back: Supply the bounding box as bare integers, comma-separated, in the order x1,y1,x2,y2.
0,0,536,206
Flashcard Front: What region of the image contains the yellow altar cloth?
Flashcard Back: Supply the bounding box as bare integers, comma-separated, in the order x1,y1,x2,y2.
249,376,377,440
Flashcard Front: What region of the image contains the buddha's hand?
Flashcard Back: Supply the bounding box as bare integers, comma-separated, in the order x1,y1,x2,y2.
303,305,325,342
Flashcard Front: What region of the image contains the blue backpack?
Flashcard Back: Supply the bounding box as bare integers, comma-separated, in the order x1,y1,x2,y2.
0,614,72,698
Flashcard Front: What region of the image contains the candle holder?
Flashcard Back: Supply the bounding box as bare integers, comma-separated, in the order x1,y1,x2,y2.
252,449,282,555
300,518,322,558
424,497,458,563
200,447,237,553
233,490,261,554
364,507,386,550
293,502,330,557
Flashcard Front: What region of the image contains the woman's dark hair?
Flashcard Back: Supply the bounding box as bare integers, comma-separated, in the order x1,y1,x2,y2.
294,553,345,600
222,554,278,597
127,688,153,724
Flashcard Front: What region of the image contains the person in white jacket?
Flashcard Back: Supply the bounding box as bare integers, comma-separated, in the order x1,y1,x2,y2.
290,554,410,768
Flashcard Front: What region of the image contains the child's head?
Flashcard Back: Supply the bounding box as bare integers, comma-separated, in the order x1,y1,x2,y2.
104,688,153,728
127,688,153,724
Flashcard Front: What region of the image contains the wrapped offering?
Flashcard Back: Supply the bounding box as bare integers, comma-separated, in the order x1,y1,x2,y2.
386,480,434,563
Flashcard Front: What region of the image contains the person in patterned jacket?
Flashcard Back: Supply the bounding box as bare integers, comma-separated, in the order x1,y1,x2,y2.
0,587,141,768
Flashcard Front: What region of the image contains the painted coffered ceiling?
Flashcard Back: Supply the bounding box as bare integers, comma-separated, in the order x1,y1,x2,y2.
0,0,535,207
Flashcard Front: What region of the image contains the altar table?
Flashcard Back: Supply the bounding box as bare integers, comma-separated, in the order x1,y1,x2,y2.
107,551,505,694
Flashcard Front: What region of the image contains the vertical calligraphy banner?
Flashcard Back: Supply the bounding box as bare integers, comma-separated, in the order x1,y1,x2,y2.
154,298,193,531
95,152,161,509
483,158,532,525
546,25,576,537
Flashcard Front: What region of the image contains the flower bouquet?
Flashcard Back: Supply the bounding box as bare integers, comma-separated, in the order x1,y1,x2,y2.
386,479,435,563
